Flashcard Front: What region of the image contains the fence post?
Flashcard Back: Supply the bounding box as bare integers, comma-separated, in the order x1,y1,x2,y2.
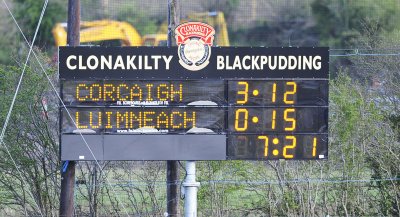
183,161,200,217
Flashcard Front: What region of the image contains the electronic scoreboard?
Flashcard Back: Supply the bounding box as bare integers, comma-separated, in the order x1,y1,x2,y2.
59,47,328,161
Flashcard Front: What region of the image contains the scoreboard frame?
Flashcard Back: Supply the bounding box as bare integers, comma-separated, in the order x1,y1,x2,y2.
59,47,329,161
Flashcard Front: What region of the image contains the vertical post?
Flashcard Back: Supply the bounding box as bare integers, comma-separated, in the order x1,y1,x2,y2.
167,0,180,46
183,161,199,217
166,0,180,216
166,161,179,216
59,0,80,216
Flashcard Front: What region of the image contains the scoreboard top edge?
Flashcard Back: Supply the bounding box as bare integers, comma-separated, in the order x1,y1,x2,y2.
59,78,330,81
59,46,330,49
59,47,329,80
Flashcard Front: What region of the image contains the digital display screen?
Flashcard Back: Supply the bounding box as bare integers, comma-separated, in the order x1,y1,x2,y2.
59,47,329,161
62,107,225,134
227,134,328,160
62,80,225,106
228,107,327,133
228,80,328,106
60,79,329,160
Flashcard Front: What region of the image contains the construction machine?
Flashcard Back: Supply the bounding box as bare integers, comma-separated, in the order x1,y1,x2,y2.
142,34,168,46
52,11,228,47
52,20,166,47
186,11,230,46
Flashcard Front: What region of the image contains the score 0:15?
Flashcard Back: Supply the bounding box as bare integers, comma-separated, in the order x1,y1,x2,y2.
234,108,296,132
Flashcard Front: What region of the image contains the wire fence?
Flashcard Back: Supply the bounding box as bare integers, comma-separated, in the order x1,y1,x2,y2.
69,159,400,216
73,181,399,216
72,174,400,216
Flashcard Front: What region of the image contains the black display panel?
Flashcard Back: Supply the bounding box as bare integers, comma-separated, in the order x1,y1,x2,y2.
59,46,330,161
62,107,225,134
227,134,328,160
62,80,225,106
228,107,327,133
228,80,328,106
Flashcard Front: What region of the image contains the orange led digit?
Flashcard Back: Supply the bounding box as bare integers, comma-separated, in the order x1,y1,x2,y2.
184,111,196,128
170,83,183,102
284,108,296,131
105,111,113,129
103,84,115,101
116,111,130,128
171,111,183,128
272,82,277,103
283,81,297,104
130,111,142,128
271,110,276,130
312,137,317,157
75,111,88,129
89,111,101,129
283,136,296,158
235,108,248,131
76,83,88,101
237,81,248,104
117,84,129,101
89,83,101,101
130,84,142,101
146,84,154,101
157,111,169,128
157,84,169,101
143,111,155,128
257,136,269,157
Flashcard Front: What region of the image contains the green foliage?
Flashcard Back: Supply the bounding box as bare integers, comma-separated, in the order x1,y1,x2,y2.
0,33,15,65
229,1,317,47
311,0,400,47
117,7,159,36
196,161,254,216
0,4,18,65
193,71,400,216
0,61,59,216
283,191,300,213
13,0,66,48
201,0,239,20
329,71,399,215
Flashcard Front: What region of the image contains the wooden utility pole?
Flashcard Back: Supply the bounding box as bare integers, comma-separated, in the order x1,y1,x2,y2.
166,0,180,216
59,0,80,216
167,0,180,46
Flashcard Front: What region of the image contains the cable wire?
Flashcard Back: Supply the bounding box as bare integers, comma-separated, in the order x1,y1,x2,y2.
76,177,400,187
0,1,49,216
329,48,400,57
2,1,131,216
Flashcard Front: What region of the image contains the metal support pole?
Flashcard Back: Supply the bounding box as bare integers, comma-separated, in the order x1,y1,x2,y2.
183,161,200,217
60,1,80,216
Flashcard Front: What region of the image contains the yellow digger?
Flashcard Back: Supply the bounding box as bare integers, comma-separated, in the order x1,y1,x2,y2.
52,20,166,47
52,11,229,47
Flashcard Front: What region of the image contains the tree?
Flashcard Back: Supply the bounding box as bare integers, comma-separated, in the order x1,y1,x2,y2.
349,28,400,215
13,0,66,48
0,52,60,216
311,0,400,48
